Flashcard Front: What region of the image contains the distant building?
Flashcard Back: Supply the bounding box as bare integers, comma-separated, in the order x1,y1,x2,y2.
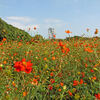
48,27,55,39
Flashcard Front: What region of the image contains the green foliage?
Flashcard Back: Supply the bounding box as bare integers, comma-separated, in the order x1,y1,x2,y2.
33,34,44,41
0,18,32,41
0,38,100,99
0,18,100,99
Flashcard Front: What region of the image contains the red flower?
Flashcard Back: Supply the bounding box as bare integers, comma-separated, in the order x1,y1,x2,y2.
50,79,55,84
81,72,85,78
85,64,88,68
13,58,33,74
24,66,32,74
90,69,94,73
53,41,57,44
85,47,94,53
48,85,53,90
59,42,70,55
14,61,25,72
21,58,26,63
0,43,3,46
50,72,54,76
53,35,56,38
59,41,63,46
95,93,100,100
79,79,83,84
0,67,2,71
65,48,70,54
61,49,65,53
73,80,79,86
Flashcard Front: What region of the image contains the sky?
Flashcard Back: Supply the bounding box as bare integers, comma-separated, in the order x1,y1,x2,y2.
0,0,100,38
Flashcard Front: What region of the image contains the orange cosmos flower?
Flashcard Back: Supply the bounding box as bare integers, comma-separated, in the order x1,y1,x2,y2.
53,41,57,44
60,82,64,86
84,83,87,85
34,26,36,30
2,38,6,42
68,90,72,96
85,47,94,53
52,56,56,60
56,84,60,88
85,64,88,68
92,76,96,80
95,29,98,34
86,28,89,32
3,61,7,64
32,78,38,85
23,91,27,97
58,88,62,92
74,43,78,47
28,28,30,31
65,30,72,34
43,57,47,61
12,81,16,87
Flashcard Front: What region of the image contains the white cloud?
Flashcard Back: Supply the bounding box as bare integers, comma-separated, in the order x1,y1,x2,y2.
4,19,40,36
3,16,39,30
5,17,63,31
3,16,68,38
3,18,25,30
7,16,36,23
43,18,66,32
4,18,39,33
44,18,62,24
9,22,25,29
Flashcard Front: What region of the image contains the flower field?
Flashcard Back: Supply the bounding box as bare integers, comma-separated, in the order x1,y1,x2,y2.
0,36,100,100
